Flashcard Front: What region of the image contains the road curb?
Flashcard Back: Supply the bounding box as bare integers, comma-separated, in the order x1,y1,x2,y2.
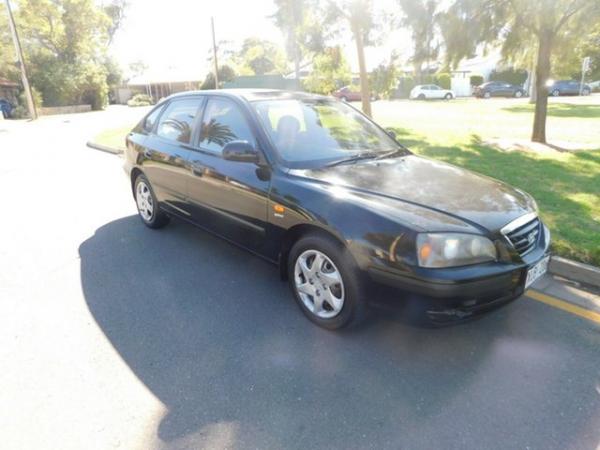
86,141,123,155
549,256,600,289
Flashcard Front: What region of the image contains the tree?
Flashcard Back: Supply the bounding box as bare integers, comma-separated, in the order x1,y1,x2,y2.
552,22,600,81
370,56,398,99
327,0,381,117
7,0,126,110
304,46,351,94
104,0,128,45
271,0,326,88
237,38,287,75
396,0,441,82
0,6,19,82
441,0,600,143
200,64,236,90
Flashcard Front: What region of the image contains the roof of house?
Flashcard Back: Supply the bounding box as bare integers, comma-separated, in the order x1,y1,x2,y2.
0,78,19,88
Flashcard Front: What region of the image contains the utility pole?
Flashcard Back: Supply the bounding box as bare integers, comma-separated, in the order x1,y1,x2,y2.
211,17,219,89
3,0,37,119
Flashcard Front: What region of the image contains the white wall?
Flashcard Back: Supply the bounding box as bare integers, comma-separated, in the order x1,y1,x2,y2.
451,77,472,97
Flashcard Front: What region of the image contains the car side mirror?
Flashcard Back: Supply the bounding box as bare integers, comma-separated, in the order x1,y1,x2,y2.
222,141,260,164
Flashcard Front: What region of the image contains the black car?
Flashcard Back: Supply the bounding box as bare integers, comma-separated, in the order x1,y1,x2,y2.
0,98,14,118
547,80,591,96
474,81,526,98
124,89,550,329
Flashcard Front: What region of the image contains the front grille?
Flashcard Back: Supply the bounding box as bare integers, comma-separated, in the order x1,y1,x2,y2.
503,216,541,257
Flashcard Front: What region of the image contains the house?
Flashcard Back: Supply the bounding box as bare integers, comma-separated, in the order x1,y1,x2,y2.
118,67,205,104
0,77,19,103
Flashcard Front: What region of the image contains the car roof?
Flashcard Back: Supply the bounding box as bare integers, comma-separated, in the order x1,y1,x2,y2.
167,88,330,103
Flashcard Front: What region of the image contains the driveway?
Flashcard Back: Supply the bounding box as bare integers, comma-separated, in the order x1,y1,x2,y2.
1,109,599,450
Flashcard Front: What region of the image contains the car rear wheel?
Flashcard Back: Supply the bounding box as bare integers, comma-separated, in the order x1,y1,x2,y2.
515,90,523,98
288,234,367,329
483,91,491,99
341,96,348,102
551,89,560,97
444,93,452,100
582,88,590,96
134,174,170,228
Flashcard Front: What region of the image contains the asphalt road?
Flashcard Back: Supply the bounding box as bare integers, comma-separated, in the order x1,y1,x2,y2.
1,108,599,450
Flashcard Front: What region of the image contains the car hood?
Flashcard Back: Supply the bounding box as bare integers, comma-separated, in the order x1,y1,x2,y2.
291,155,536,232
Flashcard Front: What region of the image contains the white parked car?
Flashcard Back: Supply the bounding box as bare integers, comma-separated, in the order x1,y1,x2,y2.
410,84,455,100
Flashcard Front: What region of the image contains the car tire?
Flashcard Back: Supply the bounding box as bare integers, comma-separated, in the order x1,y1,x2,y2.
515,90,523,98
444,93,453,100
483,92,491,99
134,174,170,229
417,94,426,100
341,96,348,102
582,88,590,96
287,234,368,330
551,89,560,97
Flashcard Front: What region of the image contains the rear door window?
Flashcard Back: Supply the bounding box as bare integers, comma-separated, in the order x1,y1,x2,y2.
143,105,164,133
156,98,203,144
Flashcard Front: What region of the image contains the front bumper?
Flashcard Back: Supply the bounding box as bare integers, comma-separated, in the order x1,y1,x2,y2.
367,225,551,323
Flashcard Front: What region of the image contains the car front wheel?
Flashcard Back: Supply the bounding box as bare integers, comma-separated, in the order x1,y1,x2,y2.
551,89,560,96
288,235,367,329
582,88,590,96
417,93,425,100
483,91,491,98
134,174,170,228
515,90,523,98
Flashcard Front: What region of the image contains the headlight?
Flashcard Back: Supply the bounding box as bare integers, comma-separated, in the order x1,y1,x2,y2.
416,233,497,268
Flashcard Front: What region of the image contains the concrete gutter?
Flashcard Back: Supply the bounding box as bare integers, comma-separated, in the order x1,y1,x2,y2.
550,256,600,290
86,141,123,155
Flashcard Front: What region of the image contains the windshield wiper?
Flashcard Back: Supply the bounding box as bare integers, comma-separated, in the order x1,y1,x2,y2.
374,149,407,160
325,152,380,167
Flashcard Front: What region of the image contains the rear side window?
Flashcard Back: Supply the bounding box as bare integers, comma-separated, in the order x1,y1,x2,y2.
199,98,256,153
156,98,202,144
143,105,164,133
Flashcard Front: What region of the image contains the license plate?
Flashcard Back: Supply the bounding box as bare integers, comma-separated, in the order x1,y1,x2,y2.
525,256,549,289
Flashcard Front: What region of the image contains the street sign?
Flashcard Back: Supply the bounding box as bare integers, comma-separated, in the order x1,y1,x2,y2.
582,56,591,73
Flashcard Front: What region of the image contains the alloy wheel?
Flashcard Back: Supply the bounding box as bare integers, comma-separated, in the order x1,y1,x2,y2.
294,250,345,319
136,181,154,221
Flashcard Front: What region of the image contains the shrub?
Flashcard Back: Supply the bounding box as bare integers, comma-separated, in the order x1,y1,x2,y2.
435,73,451,89
470,75,484,86
490,68,528,86
11,87,43,119
127,93,154,107
391,76,416,98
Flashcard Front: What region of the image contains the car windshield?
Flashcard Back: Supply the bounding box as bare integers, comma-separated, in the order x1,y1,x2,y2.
252,98,407,168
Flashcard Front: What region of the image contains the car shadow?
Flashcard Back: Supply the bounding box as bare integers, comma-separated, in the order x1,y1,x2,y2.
79,216,581,448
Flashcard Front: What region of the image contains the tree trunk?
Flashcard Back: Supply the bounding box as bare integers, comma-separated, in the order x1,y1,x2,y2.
528,64,536,104
353,24,372,117
293,43,301,91
531,31,553,143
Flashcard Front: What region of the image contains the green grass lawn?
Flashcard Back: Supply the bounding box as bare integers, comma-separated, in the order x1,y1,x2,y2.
91,96,600,265
373,96,600,266
92,124,133,152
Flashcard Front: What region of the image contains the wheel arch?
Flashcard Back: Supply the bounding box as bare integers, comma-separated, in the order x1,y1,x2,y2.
130,167,144,196
278,223,348,280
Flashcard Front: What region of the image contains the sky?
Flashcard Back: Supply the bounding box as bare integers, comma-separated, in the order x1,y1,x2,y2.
110,0,410,79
